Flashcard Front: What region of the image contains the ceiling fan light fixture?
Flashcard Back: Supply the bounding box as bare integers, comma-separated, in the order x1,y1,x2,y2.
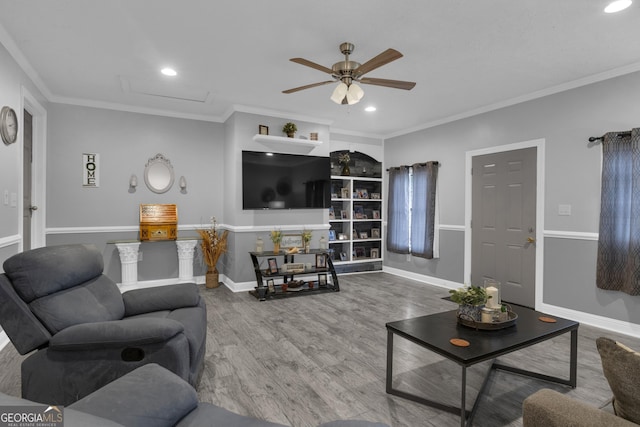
346,83,364,105
331,82,349,104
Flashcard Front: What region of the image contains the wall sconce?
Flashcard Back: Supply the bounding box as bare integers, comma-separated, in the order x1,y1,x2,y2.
129,174,137,193
179,176,187,193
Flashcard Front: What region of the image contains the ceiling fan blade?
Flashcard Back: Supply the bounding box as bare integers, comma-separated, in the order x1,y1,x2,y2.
354,49,403,76
360,77,416,90
282,80,335,94
290,58,334,75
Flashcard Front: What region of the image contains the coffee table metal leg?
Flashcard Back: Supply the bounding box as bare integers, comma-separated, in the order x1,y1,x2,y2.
460,366,467,427
386,329,394,393
570,328,578,388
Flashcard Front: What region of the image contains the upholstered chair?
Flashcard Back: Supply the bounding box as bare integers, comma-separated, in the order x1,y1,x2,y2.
0,244,207,406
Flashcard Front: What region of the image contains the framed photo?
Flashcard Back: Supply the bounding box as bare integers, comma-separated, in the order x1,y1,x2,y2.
318,273,327,287
341,210,348,219
340,252,348,261
354,246,365,258
328,230,337,241
316,253,327,269
281,234,303,249
372,210,381,219
370,248,379,258
267,279,275,293
341,187,350,199
371,228,381,238
258,125,269,135
354,205,364,219
268,258,278,274
371,193,381,199
359,231,368,239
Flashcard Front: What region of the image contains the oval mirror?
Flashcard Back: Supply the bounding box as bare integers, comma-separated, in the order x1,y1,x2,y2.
144,153,175,194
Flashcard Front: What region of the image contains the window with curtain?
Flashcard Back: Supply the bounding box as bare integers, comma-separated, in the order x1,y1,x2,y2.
386,162,439,258
596,128,640,296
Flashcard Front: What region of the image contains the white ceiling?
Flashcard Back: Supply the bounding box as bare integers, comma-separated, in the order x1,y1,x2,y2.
1,0,639,138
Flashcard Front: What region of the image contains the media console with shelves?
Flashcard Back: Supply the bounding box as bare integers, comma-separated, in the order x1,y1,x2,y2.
249,250,339,301
329,176,383,265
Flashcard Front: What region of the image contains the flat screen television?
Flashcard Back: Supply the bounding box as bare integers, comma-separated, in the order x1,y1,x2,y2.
242,151,331,210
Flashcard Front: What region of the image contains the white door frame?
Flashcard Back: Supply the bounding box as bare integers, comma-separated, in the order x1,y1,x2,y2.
21,87,47,250
464,138,546,310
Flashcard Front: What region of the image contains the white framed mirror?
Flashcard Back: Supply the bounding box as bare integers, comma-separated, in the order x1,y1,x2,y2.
144,153,175,193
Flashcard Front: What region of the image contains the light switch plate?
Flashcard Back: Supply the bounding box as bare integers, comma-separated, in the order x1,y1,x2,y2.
558,204,572,216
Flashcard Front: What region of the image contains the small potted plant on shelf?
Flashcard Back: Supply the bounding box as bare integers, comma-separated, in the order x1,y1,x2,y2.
449,285,490,322
282,122,297,138
302,229,313,253
270,229,282,253
338,152,351,176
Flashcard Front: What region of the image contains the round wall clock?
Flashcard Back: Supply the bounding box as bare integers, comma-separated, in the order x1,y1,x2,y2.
1,106,18,145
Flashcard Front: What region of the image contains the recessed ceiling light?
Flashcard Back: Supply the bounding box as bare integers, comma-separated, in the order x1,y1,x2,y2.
365,106,377,112
605,0,632,13
266,152,274,156
161,67,177,76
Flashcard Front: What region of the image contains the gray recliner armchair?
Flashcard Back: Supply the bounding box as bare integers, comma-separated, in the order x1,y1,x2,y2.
0,244,207,406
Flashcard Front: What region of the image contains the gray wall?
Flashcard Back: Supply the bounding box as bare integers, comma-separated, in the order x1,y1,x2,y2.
384,70,640,326
45,104,225,282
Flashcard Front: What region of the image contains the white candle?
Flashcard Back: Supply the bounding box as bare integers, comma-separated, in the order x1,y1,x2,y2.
486,286,499,309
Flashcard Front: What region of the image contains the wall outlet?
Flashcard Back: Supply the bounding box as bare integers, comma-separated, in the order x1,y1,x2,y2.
3,190,8,206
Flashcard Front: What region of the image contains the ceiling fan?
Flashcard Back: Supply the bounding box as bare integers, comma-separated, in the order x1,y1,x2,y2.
282,42,416,105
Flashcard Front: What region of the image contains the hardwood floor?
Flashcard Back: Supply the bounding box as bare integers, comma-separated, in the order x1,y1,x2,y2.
1,272,639,426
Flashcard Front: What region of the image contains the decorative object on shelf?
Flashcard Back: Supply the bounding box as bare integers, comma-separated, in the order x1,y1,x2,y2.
319,235,328,249
339,152,351,176
371,228,380,238
449,285,489,322
267,279,275,293
1,106,18,145
281,234,303,251
370,248,379,258
267,257,278,274
256,236,264,253
281,283,288,292
459,308,518,331
316,253,326,268
318,273,327,287
270,229,283,253
139,204,178,241
341,187,350,198
259,124,269,135
282,122,297,138
328,230,336,241
484,279,501,309
302,229,312,253
286,246,299,254
310,132,318,141
196,216,229,289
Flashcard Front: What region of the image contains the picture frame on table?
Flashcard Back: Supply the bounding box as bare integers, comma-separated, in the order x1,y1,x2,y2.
266,279,275,293
316,253,327,269
354,246,365,258
258,125,269,135
372,210,381,219
371,228,381,238
341,210,349,220
339,252,348,261
267,258,278,274
341,187,350,199
370,248,379,258
318,273,327,287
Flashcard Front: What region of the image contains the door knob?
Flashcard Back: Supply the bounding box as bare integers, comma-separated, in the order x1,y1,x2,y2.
527,236,535,243
29,206,38,212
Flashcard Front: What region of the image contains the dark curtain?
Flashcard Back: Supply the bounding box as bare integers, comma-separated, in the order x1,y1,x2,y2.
410,162,439,259
596,128,640,295
386,167,410,254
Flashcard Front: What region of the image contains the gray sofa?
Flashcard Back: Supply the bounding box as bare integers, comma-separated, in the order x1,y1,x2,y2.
0,363,389,427
0,244,207,406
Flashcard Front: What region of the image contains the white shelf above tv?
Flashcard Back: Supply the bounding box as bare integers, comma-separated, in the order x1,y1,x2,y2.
253,134,322,154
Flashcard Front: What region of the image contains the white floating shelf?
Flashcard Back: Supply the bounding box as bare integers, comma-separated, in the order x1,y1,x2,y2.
253,134,322,154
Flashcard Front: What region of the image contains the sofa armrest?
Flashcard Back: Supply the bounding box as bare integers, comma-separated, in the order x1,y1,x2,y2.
123,283,201,316
70,363,198,427
49,317,183,351
523,389,637,427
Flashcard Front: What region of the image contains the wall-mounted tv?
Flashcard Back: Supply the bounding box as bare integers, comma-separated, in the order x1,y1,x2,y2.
242,151,331,210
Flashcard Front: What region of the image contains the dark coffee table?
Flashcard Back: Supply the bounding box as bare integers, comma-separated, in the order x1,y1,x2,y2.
385,306,578,427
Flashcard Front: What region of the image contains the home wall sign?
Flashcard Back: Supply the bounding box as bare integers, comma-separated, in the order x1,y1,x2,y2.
82,153,100,187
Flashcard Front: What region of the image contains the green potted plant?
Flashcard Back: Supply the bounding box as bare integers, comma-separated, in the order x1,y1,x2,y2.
449,285,489,321
282,122,297,138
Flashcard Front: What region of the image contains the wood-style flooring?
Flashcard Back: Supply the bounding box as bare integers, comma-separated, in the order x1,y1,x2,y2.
1,272,639,426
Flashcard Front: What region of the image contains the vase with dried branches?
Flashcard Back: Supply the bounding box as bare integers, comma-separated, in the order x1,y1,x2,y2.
197,217,229,289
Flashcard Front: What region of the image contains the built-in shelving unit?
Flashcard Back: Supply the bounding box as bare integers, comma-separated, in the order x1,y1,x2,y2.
329,175,383,266
253,134,322,154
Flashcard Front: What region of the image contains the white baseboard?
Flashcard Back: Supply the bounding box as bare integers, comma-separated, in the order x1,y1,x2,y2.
382,266,462,291
0,331,9,352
